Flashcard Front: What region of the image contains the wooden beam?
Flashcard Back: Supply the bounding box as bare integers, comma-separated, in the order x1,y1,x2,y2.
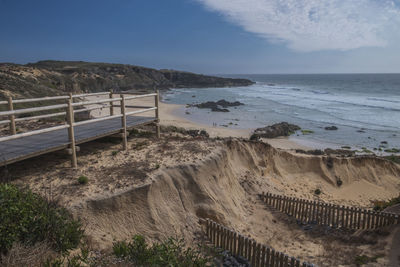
7,96,16,135
67,96,77,168
120,95,128,150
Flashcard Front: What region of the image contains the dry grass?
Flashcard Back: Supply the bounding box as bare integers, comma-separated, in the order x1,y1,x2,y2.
0,242,58,267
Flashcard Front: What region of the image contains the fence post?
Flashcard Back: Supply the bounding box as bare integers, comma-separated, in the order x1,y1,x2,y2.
155,89,160,138
7,96,16,135
270,249,275,267
109,91,114,116
67,95,77,168
120,94,128,150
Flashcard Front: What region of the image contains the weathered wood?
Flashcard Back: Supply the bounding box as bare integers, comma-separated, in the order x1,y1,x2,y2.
109,91,114,116
125,107,157,116
71,97,122,107
124,93,157,100
0,103,68,117
67,97,77,168
155,90,160,138
261,245,266,267
120,95,128,150
73,114,123,127
7,96,16,135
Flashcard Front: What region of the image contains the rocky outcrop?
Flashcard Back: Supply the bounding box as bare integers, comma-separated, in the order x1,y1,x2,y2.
250,122,301,140
0,61,254,100
325,126,338,130
190,99,244,112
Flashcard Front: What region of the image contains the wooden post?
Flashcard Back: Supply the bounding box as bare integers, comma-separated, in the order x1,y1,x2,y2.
120,95,128,150
251,240,256,267
109,91,114,116
155,89,160,138
67,96,77,168
261,246,266,267
270,249,275,267
7,96,16,135
212,222,216,245
233,232,237,256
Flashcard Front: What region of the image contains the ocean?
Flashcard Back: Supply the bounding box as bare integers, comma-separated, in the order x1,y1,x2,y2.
163,74,400,152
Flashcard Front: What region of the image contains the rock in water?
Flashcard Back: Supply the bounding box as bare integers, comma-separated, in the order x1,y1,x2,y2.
190,99,244,112
325,126,338,130
250,122,301,140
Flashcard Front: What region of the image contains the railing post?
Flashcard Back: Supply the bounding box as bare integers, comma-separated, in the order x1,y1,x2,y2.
109,91,114,116
155,89,160,138
7,96,16,135
67,94,77,168
120,94,128,150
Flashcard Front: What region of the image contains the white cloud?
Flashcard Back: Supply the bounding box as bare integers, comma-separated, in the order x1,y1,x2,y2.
197,0,400,51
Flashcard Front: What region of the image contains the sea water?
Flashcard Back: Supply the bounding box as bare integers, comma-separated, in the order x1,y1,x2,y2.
163,74,400,152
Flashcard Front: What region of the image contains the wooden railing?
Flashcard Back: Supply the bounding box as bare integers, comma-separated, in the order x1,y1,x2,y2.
260,192,400,230
0,91,160,167
201,219,315,267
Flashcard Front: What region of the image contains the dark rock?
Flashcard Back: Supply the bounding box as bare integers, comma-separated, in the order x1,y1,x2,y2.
357,130,366,133
324,148,355,157
324,126,338,130
190,99,244,112
381,141,388,144
221,250,250,267
250,122,301,139
295,149,325,155
186,129,209,138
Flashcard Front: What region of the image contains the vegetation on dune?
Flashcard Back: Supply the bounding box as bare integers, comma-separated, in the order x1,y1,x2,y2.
373,194,400,211
0,184,84,256
113,235,215,266
77,175,89,185
301,129,314,135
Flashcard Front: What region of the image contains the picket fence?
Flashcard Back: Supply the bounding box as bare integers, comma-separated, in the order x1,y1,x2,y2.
201,218,315,267
260,192,400,229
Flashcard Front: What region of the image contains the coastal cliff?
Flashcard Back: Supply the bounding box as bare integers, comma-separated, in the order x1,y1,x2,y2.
0,60,253,99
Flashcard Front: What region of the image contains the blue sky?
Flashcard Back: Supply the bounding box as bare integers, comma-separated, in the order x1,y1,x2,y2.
1,0,400,74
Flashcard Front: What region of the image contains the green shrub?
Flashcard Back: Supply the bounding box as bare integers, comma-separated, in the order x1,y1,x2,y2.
336,179,343,187
77,176,88,185
111,150,119,156
314,188,321,195
301,130,314,135
113,235,212,266
354,254,383,266
373,195,400,211
0,184,84,255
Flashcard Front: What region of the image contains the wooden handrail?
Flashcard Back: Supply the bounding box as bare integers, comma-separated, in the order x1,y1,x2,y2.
125,107,157,116
124,93,157,100
0,92,109,105
0,124,70,142
0,103,68,117
0,91,161,168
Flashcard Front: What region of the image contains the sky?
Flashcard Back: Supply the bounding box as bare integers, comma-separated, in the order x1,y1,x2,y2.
1,0,400,74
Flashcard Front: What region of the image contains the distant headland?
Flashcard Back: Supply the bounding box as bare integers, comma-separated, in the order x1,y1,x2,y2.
0,60,254,99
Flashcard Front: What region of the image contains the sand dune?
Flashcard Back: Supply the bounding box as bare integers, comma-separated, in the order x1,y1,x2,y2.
59,139,400,266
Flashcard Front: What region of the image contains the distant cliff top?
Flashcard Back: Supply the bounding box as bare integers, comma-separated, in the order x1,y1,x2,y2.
0,60,254,99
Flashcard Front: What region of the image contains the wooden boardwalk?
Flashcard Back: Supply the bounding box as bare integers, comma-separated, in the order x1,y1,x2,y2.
0,91,160,167
0,116,155,166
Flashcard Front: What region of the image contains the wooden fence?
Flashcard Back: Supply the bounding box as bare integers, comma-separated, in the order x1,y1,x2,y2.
0,91,160,167
201,218,315,267
260,192,400,230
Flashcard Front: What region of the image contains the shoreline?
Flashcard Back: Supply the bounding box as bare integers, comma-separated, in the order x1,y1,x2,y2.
159,100,313,150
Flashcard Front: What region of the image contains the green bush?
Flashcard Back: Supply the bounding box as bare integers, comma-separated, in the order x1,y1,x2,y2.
0,184,84,255
314,188,322,195
113,235,212,266
77,176,88,185
373,195,400,211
